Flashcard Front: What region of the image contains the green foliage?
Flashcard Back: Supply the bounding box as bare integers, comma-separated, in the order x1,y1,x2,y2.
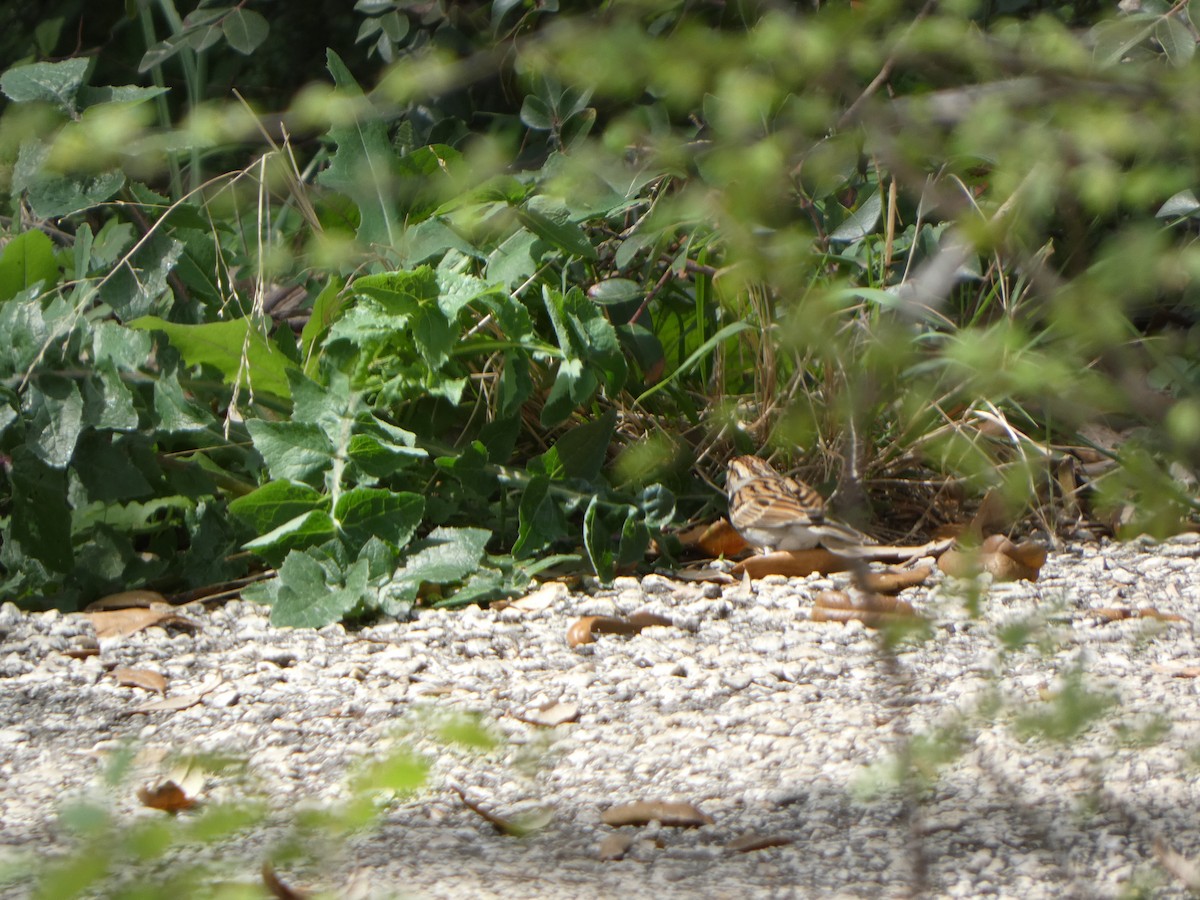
5,0,1200,618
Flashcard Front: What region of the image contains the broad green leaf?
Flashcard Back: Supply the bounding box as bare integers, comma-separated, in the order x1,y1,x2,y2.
10,447,73,572
245,420,335,481
317,50,400,249
617,508,649,567
829,188,882,243
222,8,270,54
346,432,426,477
1092,15,1158,67
139,37,189,73
334,488,423,552
552,408,616,483
229,480,328,535
129,315,299,400
91,322,152,371
26,377,83,469
76,84,170,107
98,232,181,319
1157,189,1200,219
1156,16,1195,66
583,496,614,582
72,432,154,502
153,371,214,433
587,278,641,305
82,363,139,431
266,551,370,628
518,195,597,260
0,231,59,302
0,58,89,110
243,510,338,564
394,526,490,586
512,475,569,557
300,277,346,371
352,268,454,367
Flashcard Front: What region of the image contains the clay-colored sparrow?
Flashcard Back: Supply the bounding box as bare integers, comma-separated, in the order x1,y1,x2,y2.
726,455,874,554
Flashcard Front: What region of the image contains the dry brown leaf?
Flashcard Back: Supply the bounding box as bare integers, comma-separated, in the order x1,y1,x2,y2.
126,692,206,714
663,567,736,584
64,643,100,660
450,786,553,836
262,862,311,900
860,565,933,594
113,668,167,694
137,780,197,814
732,548,854,579
726,833,794,853
1089,607,1186,624
1150,664,1200,677
518,701,580,727
495,582,568,613
938,535,1045,582
598,832,635,861
87,607,198,639
86,589,167,611
811,590,921,629
566,612,673,648
677,518,749,558
600,800,714,828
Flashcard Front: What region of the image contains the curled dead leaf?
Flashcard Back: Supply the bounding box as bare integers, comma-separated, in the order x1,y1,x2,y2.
598,832,635,861
1089,607,1186,623
113,668,167,694
811,590,920,629
938,534,1045,582
727,833,794,853
137,780,197,814
86,589,167,611
600,800,714,828
567,612,674,648
262,862,310,900
125,691,206,715
1150,664,1200,677
732,548,854,579
678,518,748,558
87,607,198,639
451,786,550,837
860,565,933,594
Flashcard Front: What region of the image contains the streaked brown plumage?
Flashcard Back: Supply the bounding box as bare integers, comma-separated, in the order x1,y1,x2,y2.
726,455,873,554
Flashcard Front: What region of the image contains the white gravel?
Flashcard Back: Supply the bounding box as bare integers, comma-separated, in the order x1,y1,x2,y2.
3,536,1200,898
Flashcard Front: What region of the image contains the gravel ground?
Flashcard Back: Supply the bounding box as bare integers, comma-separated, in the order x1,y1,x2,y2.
3,536,1200,898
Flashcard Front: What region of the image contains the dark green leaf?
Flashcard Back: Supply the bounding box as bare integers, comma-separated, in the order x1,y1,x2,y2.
26,377,83,469
266,552,371,628
334,488,424,552
512,475,568,557
229,480,328,535
583,496,614,582
72,432,154,502
317,50,400,249
552,409,616,483
0,231,59,302
246,420,335,481
517,196,597,260
222,8,270,54
1,58,89,110
244,511,338,564
10,447,73,572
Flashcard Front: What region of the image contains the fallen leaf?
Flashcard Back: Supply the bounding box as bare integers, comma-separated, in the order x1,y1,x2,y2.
938,534,1046,582
1150,664,1200,677
517,701,580,727
1089,607,1185,623
663,567,735,584
567,612,674,648
137,780,197,814
860,565,933,594
126,692,206,714
678,518,748,558
262,862,310,900
113,668,167,694
598,832,635,861
495,582,568,613
451,786,550,836
732,548,855,579
87,607,199,639
86,590,167,610
600,800,714,828
811,590,922,629
727,833,794,853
